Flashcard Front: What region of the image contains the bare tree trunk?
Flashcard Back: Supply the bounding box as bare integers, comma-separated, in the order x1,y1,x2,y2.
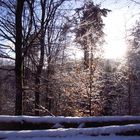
88,46,94,116
45,58,53,112
128,67,132,115
15,0,24,115
84,46,89,69
35,72,41,116
34,0,46,116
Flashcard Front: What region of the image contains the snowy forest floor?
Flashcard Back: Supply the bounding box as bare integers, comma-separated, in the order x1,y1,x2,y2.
0,116,140,140
3,135,140,140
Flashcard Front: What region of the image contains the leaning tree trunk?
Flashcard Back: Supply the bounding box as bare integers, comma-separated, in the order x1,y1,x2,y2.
15,0,24,115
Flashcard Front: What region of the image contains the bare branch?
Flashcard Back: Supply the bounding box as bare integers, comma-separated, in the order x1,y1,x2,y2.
130,0,140,5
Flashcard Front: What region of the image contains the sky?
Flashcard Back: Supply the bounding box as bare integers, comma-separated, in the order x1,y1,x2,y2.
102,0,140,59
70,0,140,60
1,0,139,61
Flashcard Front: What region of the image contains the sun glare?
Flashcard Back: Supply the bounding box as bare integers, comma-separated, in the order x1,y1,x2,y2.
104,42,127,59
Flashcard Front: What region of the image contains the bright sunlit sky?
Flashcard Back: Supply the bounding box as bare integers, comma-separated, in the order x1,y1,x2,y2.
70,0,140,60
103,8,128,59
102,0,140,59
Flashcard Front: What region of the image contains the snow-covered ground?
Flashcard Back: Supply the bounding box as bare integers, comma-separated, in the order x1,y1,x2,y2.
1,115,140,131
0,124,140,137
1,124,140,139
3,135,140,140
0,115,140,123
0,116,140,140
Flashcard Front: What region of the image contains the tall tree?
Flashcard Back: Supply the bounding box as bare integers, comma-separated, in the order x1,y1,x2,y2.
74,1,110,116
34,0,46,116
75,0,110,69
15,0,25,115
127,21,140,115
32,0,66,115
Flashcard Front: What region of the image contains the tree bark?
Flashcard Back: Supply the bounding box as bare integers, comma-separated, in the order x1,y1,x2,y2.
15,0,24,115
34,0,46,116
84,46,89,69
